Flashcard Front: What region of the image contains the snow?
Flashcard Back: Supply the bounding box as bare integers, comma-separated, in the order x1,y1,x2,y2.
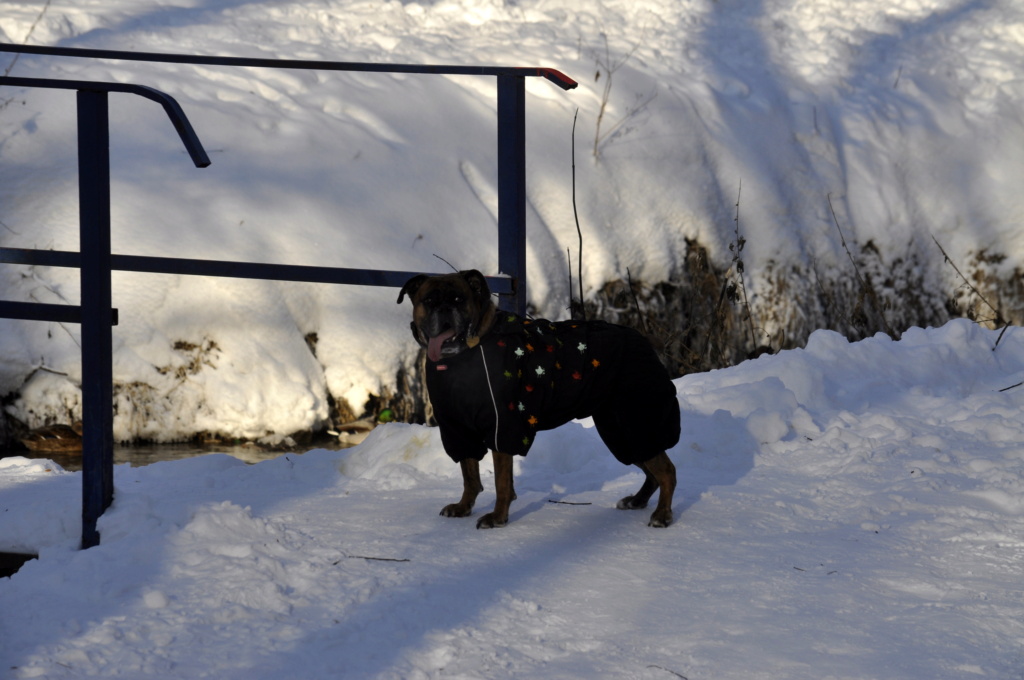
3,319,1024,678
3,0,1024,438
2,2,1024,675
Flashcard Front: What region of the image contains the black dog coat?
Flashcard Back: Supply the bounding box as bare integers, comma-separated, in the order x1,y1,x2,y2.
426,313,681,465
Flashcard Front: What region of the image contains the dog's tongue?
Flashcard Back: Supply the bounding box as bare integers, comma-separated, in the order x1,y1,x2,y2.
427,329,457,362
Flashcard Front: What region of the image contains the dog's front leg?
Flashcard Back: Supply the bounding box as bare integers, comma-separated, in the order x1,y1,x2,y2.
440,458,484,518
477,451,515,529
616,468,659,511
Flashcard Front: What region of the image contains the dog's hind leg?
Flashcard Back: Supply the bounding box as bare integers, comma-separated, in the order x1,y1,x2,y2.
441,458,484,518
617,452,676,527
643,452,677,528
477,451,515,529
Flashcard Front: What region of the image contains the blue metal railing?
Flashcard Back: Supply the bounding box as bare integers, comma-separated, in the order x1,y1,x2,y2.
0,43,576,548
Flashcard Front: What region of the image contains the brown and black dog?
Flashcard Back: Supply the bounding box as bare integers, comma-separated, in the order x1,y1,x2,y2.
398,269,681,529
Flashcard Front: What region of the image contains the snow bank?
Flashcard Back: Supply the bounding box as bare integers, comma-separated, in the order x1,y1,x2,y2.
2,320,1023,678
3,0,1024,441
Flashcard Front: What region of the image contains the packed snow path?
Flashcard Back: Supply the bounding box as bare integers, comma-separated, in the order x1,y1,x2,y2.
2,320,1023,678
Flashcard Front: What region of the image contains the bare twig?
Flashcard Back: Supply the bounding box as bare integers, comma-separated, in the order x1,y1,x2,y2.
1,0,52,111
571,109,585,320
698,275,732,370
0,217,20,235
592,35,612,158
995,324,1010,348
828,195,865,291
731,182,757,348
595,90,658,148
827,194,897,339
697,182,761,369
647,665,689,679
433,254,458,272
27,285,80,347
592,32,642,159
34,365,69,377
334,555,410,564
566,247,574,314
626,268,649,336
2,0,52,80
931,235,1006,333
547,499,593,506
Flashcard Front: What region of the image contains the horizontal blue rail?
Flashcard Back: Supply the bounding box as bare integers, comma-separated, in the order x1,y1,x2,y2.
0,247,515,294
0,43,578,91
0,45,575,549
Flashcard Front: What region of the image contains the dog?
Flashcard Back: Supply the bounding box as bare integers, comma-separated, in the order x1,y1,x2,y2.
397,269,681,529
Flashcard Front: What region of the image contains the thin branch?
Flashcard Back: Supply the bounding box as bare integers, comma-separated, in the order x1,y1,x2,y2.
2,0,52,78
0,217,20,235
334,555,410,564
595,90,658,147
432,254,458,272
699,275,732,370
995,324,1010,348
931,235,1005,328
592,35,613,158
827,194,897,339
571,108,585,320
626,267,649,336
566,247,574,314
591,32,642,159
828,194,864,290
732,182,757,348
34,364,69,377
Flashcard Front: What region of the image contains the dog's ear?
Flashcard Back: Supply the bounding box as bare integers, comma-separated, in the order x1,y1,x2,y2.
461,270,497,349
459,270,492,303
409,321,426,347
397,274,430,304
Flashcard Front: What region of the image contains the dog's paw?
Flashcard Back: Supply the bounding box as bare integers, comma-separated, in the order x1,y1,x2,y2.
616,494,649,510
476,512,508,529
440,503,473,518
647,509,673,528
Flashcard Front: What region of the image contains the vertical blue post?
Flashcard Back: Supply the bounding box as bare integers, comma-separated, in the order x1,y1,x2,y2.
77,89,115,549
496,75,526,315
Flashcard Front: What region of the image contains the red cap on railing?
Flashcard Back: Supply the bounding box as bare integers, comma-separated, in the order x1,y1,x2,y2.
537,68,578,91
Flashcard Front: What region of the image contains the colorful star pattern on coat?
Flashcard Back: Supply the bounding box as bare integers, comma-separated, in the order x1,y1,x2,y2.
481,314,606,451
427,314,632,463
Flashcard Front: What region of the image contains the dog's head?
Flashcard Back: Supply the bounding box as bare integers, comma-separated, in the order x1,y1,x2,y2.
397,270,497,362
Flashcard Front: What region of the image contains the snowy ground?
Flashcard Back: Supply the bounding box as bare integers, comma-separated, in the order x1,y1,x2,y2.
4,0,1024,439
2,319,1023,679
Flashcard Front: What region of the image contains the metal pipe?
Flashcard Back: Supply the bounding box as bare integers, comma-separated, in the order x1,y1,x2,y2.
0,248,515,294
0,43,578,91
77,89,115,550
496,75,527,315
